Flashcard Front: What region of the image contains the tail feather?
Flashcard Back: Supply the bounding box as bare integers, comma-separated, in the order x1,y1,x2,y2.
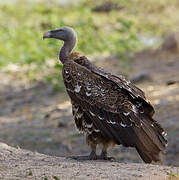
136,146,162,163
141,115,167,150
133,115,167,163
136,147,153,163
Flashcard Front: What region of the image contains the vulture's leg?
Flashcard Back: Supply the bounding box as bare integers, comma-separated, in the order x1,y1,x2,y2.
68,141,97,160
99,143,108,160
88,143,97,160
99,143,115,160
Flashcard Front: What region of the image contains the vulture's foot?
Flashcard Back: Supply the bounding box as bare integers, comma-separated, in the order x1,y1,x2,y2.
99,151,115,161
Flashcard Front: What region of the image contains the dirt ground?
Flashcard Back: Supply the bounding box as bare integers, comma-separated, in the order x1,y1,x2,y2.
0,142,179,180
0,43,179,171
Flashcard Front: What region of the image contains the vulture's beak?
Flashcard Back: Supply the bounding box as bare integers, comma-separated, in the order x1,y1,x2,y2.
43,31,52,39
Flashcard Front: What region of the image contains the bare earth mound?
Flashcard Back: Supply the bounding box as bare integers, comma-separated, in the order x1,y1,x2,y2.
0,143,178,180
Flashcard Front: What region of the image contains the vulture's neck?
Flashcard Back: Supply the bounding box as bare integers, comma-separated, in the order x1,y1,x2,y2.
59,38,76,64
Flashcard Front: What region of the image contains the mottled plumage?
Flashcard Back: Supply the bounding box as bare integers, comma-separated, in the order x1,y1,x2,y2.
43,26,168,163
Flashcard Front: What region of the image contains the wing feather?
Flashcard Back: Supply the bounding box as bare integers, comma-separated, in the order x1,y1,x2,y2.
73,56,155,116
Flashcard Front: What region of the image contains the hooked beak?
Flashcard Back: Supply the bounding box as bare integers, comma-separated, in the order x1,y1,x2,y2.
43,31,52,39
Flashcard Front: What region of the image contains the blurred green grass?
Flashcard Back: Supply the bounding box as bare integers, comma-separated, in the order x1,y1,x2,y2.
0,0,178,89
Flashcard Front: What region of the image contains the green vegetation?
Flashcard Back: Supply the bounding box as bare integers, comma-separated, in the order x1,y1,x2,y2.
0,0,178,89
53,176,60,180
167,171,179,180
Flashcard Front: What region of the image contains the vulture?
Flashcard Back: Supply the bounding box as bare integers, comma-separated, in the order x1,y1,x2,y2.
43,26,168,163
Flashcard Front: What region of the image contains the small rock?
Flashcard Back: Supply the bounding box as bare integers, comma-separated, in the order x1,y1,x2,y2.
45,113,51,118
166,80,179,86
57,121,67,128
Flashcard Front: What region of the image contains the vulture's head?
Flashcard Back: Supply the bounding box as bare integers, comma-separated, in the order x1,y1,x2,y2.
43,26,77,43
43,26,78,63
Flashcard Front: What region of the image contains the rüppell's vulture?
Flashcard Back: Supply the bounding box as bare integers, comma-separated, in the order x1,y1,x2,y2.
43,26,168,163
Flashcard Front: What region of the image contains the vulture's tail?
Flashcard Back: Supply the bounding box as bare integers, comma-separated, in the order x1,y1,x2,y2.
88,107,168,164
133,115,168,163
